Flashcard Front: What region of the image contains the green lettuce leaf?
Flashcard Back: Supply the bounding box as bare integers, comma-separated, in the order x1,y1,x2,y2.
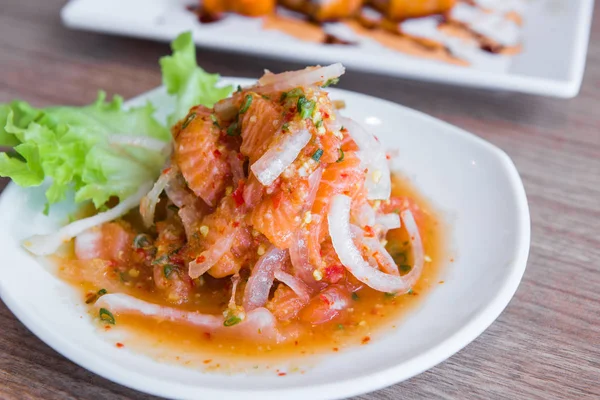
0,92,169,209
160,31,232,126
0,31,232,213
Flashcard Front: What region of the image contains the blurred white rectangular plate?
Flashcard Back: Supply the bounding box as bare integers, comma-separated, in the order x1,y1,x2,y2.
61,0,593,98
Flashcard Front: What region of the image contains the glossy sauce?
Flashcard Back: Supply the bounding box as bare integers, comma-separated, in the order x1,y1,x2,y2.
56,174,446,363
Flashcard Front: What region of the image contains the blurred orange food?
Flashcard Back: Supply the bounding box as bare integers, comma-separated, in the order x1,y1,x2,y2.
202,0,276,16
370,0,456,20
281,0,364,21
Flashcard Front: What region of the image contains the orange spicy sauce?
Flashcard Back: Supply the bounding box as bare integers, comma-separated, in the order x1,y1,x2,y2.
55,173,446,364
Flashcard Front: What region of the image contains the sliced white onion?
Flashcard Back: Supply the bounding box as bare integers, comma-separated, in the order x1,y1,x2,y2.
250,129,311,186
228,273,241,309
274,269,311,302
362,236,400,276
140,167,176,228
328,194,410,293
74,228,102,260
108,135,170,154
178,205,203,240
96,293,281,341
214,97,239,121
305,166,323,210
256,63,345,93
228,151,245,184
341,117,391,200
289,167,323,288
375,213,401,230
23,182,152,256
352,202,376,228
242,175,263,207
399,209,425,288
188,232,235,279
289,229,314,286
243,246,288,311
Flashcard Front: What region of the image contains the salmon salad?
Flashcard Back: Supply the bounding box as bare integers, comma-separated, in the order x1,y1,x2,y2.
1,32,443,358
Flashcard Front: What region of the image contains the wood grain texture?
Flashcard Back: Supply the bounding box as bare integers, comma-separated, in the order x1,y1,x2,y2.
0,1,599,399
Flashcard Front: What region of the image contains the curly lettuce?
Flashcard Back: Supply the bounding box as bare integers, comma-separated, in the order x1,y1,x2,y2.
160,31,232,126
0,31,231,213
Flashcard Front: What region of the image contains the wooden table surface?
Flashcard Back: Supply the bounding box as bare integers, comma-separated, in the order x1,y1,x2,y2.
1,1,599,399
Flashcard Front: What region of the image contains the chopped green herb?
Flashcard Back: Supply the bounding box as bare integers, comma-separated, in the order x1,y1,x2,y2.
337,324,345,330
286,88,304,99
224,315,242,327
336,148,345,163
315,119,324,128
393,208,401,214
407,288,414,295
351,292,360,301
322,77,339,87
169,246,182,256
236,85,243,93
239,95,253,114
261,94,270,100
152,254,169,265
282,122,290,131
227,121,240,136
340,125,345,131
297,96,316,120
210,113,220,128
399,264,412,274
133,234,151,249
384,292,397,298
392,252,407,265
119,272,128,282
99,308,115,325
43,203,50,216
85,288,108,304
311,148,324,162
182,112,196,129
163,264,176,278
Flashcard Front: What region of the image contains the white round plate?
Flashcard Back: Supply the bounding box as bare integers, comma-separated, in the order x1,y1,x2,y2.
0,81,530,400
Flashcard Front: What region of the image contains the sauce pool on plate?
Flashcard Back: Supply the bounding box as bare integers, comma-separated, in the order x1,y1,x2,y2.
55,174,446,360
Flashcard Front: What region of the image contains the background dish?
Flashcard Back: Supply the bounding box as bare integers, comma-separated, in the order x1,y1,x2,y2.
0,82,530,400
60,0,594,98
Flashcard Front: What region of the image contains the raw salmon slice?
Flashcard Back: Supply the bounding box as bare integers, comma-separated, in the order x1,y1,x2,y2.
240,94,283,163
173,106,231,207
307,151,365,266
251,175,311,249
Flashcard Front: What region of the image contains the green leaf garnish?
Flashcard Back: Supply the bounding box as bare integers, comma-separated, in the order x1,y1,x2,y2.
133,234,151,249
311,148,324,162
322,78,339,87
224,315,242,327
99,308,115,324
227,121,240,136
239,95,253,114
297,96,316,120
160,32,232,126
336,148,345,163
163,264,176,278
181,112,196,129
351,292,359,301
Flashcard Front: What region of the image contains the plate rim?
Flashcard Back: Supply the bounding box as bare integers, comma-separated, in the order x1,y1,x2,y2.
0,83,531,400
60,0,595,98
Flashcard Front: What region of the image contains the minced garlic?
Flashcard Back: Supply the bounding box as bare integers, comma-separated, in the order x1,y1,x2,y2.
257,245,266,256
200,225,209,237
313,269,323,281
